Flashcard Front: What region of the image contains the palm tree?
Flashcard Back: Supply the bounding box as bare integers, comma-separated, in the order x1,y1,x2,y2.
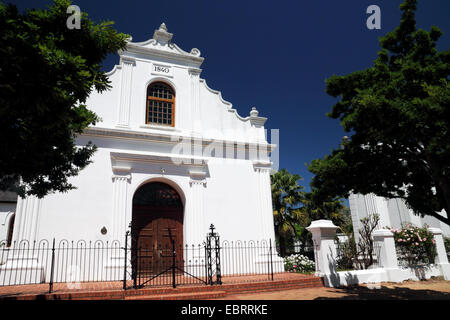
302,189,351,230
271,169,305,257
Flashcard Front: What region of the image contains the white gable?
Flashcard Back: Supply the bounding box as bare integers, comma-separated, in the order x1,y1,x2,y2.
85,23,269,145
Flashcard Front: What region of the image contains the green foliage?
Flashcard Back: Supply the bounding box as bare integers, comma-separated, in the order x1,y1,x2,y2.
271,169,305,256
283,254,315,274
0,0,129,197
308,0,450,226
390,224,437,266
271,169,353,257
302,188,350,228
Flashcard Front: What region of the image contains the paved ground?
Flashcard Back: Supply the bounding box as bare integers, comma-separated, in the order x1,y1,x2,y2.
0,272,311,297
2,272,448,300
217,277,450,300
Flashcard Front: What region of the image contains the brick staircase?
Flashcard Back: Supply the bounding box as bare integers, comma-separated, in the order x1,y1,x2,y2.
0,275,324,300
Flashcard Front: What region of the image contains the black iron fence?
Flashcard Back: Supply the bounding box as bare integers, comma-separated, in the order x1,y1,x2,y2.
0,236,288,292
0,239,124,292
220,240,282,278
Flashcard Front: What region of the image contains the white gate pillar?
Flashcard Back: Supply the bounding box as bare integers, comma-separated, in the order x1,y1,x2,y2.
373,229,399,269
306,220,339,276
429,228,450,280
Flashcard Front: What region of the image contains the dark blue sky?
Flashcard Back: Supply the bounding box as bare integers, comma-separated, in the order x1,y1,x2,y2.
10,0,450,191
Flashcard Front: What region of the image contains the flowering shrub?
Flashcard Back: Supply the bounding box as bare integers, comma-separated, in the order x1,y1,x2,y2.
388,224,437,266
284,254,315,273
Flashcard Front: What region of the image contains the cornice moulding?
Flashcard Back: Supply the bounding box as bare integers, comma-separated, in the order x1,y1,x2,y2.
81,127,276,152
110,151,208,168
123,43,204,67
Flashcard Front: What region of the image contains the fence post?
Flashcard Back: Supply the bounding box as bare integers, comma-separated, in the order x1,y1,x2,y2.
429,228,450,280
204,243,208,285
123,231,129,290
214,236,222,285
48,238,56,294
172,239,176,288
138,246,141,288
269,240,274,281
132,241,137,289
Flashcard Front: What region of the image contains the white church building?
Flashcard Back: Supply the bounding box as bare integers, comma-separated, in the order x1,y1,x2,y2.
349,193,450,241
1,23,277,255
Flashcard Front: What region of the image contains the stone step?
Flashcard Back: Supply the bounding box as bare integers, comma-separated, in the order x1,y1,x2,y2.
125,291,227,300
226,281,323,295
221,279,323,295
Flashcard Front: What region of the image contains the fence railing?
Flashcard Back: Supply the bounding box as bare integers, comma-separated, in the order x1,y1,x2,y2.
0,239,124,289
220,240,284,279
0,238,287,292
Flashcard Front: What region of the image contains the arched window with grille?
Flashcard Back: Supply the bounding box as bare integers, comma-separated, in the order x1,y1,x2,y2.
146,82,175,126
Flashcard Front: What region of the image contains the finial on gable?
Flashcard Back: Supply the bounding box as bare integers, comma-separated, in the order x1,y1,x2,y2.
249,107,267,127
250,107,259,117
159,22,168,32
153,22,173,45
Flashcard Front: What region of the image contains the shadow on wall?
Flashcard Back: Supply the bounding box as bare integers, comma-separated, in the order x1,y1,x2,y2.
410,264,433,280
324,245,360,287
326,258,359,287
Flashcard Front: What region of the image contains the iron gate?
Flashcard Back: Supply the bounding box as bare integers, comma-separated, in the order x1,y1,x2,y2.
125,224,222,289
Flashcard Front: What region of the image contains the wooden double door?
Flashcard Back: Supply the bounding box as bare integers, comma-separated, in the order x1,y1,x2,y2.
131,182,184,275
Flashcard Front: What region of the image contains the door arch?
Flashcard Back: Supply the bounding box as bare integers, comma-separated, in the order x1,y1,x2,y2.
131,181,184,275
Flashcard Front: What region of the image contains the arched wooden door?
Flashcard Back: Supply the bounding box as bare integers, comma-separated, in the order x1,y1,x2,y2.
131,182,183,275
